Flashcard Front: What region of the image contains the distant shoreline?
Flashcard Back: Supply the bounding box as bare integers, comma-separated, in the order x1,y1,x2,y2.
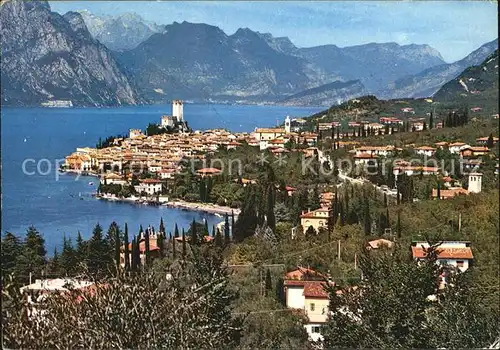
96,194,239,217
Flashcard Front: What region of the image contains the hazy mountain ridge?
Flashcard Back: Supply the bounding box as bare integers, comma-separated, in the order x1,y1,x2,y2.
384,39,498,99
78,10,164,51
117,21,449,103
279,80,368,107
0,0,144,107
433,49,498,113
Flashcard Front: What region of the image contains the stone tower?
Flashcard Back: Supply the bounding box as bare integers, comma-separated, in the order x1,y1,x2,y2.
468,172,482,193
172,100,184,122
285,115,291,133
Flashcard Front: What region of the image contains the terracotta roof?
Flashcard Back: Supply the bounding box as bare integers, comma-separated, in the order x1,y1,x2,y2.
354,153,378,159
140,178,162,184
367,239,394,249
196,168,222,174
285,266,326,280
412,246,473,260
432,188,469,198
303,281,329,298
415,146,436,151
255,128,285,133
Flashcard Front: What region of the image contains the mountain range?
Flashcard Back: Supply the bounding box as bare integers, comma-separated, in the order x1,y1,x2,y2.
77,10,164,51
1,2,497,107
0,0,143,107
433,49,498,114
384,39,499,99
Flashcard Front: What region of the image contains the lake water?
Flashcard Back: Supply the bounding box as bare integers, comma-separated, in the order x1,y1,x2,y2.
1,104,322,253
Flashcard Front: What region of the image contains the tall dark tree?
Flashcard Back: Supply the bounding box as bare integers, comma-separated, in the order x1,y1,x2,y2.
215,228,223,248
75,231,85,263
174,223,180,238
86,223,110,277
1,232,23,278
486,133,495,149
181,229,187,259
190,218,198,246
60,235,76,276
130,236,137,271
224,213,231,246
16,226,47,281
171,233,176,260
144,228,150,267
159,217,165,234
114,224,121,275
123,223,130,272
157,232,165,258
429,111,434,129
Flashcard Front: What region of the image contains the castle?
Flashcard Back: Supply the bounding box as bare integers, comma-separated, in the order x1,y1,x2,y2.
161,100,184,128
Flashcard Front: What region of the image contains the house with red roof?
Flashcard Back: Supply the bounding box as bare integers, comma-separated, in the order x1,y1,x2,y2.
283,267,333,342
411,241,473,272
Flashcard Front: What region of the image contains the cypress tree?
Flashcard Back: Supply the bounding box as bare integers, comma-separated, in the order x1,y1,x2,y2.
384,193,388,207
181,229,187,259
386,208,390,230
50,247,60,275
231,210,235,235
114,224,121,275
144,228,150,267
423,121,427,131
487,133,495,149
429,111,434,129
170,232,176,259
212,225,217,238
124,223,130,272
174,223,179,238
159,217,165,234
130,236,137,271
204,220,209,237
396,185,401,205
157,232,164,257
75,230,85,264
224,213,231,246
191,218,198,246
215,228,223,248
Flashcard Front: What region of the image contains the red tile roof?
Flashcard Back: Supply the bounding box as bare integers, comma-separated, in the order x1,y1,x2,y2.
285,266,326,280
412,247,473,260
303,281,329,298
196,168,221,174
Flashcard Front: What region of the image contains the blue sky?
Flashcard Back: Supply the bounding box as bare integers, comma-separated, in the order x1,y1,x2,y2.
50,1,498,63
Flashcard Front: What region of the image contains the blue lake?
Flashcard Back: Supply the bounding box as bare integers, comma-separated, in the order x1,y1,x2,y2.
1,104,322,252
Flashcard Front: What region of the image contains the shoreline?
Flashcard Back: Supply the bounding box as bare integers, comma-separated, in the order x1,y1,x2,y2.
96,194,239,217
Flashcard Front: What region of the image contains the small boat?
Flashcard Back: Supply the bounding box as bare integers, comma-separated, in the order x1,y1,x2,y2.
88,182,94,186
24,138,27,142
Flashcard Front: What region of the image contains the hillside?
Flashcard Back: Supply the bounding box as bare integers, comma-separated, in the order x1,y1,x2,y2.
0,0,144,107
279,80,367,107
384,39,498,99
433,50,499,115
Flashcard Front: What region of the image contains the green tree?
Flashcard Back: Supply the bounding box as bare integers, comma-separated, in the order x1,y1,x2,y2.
123,223,130,271
1,232,23,279
265,269,273,296
224,213,231,246
322,246,497,348
16,226,47,282
266,186,276,233
59,235,76,276
159,217,165,234
86,224,110,278
486,133,495,149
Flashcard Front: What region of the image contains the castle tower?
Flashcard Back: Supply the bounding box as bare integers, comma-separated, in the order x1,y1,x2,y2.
468,172,482,193
285,115,291,133
172,100,184,122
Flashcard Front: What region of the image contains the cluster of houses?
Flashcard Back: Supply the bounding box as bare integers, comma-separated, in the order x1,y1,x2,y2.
21,237,474,343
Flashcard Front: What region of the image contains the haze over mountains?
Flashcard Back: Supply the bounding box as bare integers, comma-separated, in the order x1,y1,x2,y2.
1,2,497,107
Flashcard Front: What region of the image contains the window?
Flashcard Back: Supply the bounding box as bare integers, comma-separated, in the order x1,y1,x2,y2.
456,261,465,268
312,326,321,334
310,303,315,311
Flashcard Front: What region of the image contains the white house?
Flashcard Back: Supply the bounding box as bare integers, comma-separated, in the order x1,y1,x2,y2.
411,241,473,272
448,142,470,154
129,129,143,139
161,115,175,128
100,173,127,186
283,267,332,342
135,178,163,195
467,172,482,193
414,146,436,157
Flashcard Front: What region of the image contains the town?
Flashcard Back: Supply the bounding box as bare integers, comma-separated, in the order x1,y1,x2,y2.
10,96,496,345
